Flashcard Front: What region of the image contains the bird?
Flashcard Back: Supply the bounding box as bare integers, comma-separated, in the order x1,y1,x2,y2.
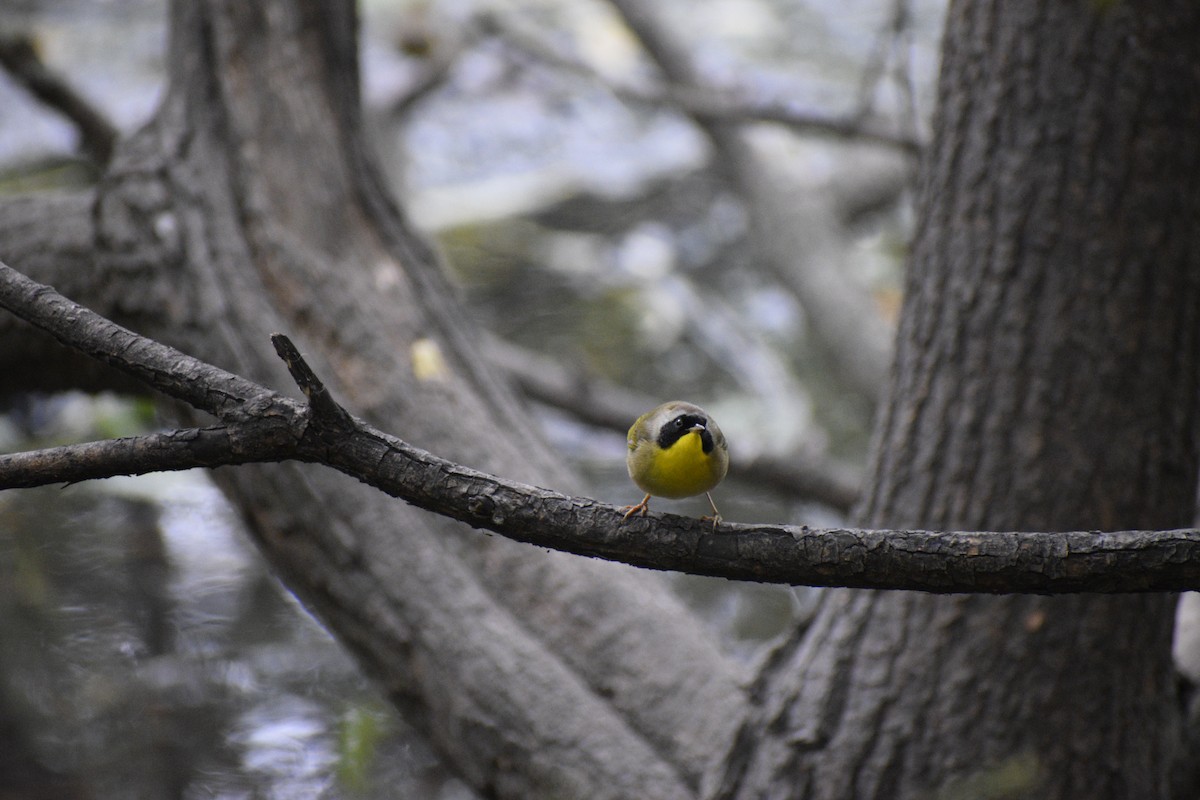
622,401,729,524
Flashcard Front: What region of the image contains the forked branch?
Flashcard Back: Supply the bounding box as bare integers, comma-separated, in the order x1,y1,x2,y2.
1,260,1199,594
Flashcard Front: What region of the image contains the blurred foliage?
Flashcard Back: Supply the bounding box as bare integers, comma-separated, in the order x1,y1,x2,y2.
336,703,393,794
934,751,1044,800
0,156,98,192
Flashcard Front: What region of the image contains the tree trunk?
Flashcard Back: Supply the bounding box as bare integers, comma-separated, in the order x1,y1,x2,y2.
0,2,747,797
6,0,1200,798
720,1,1200,798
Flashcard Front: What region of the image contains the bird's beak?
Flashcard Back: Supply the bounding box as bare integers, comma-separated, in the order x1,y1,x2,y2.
690,423,706,431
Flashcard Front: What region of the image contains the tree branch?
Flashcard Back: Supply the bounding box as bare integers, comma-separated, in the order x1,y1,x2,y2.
0,35,118,165
0,422,301,488
605,0,897,403
479,11,921,154
0,260,273,420
3,259,1199,594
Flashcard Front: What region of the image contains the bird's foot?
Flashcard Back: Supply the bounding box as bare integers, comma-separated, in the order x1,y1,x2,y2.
701,493,723,529
621,494,651,520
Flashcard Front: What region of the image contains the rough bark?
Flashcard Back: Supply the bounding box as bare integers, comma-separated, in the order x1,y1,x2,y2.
0,2,746,797
720,1,1200,798
5,0,1200,798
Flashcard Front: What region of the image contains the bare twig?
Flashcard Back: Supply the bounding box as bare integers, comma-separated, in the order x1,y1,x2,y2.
666,87,921,155
383,48,458,123
853,0,922,143
480,11,921,154
271,333,354,428
0,422,299,488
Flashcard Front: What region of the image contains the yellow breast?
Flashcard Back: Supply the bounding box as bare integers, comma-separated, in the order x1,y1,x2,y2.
630,430,725,499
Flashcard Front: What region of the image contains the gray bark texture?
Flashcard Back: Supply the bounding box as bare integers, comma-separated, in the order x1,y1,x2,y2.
2,0,1200,799
718,1,1200,798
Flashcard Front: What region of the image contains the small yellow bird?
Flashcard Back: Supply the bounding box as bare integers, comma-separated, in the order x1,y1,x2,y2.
622,401,729,523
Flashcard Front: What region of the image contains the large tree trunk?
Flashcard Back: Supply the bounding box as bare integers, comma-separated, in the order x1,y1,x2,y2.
0,2,746,798
720,1,1200,798
5,0,1200,798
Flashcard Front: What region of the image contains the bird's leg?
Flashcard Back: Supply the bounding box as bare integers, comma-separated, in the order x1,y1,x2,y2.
621,494,652,520
700,492,723,527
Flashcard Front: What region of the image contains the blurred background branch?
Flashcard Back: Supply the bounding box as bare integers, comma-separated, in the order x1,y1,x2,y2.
602,0,902,403
0,34,117,166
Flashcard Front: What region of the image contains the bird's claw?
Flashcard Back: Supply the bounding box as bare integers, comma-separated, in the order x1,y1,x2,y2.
621,494,651,521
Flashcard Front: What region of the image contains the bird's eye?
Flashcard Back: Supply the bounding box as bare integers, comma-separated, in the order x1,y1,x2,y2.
673,416,686,428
